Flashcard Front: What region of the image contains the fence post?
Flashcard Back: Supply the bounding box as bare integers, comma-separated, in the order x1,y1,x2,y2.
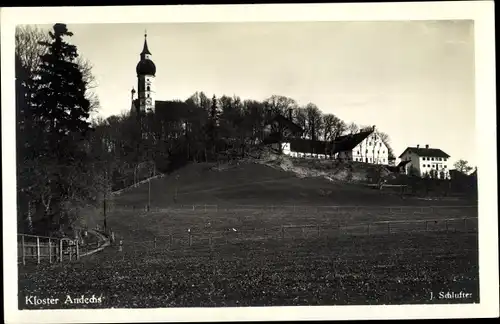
154,237,157,249
49,239,52,264
36,237,40,265
21,236,25,266
59,239,63,263
119,240,123,252
192,205,195,211
189,233,192,246
76,240,80,260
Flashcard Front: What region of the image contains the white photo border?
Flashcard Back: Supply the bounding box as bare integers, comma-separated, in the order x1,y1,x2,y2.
2,2,498,323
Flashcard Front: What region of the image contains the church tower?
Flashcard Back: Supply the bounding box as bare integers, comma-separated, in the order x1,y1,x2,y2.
135,32,156,113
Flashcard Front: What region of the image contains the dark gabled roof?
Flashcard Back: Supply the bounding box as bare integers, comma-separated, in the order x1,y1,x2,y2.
272,114,304,135
332,129,374,152
288,138,333,154
281,129,374,155
398,147,450,158
397,160,411,168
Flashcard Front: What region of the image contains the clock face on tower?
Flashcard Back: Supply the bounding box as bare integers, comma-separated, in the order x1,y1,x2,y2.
146,98,152,105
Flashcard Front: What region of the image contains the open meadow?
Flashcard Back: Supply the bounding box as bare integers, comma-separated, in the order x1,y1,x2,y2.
18,203,479,308
18,231,478,308
18,162,479,308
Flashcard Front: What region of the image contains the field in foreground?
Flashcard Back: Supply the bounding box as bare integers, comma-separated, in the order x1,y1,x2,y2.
18,231,478,309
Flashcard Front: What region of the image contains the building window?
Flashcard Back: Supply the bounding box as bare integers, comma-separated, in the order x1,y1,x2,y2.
147,86,151,91
431,157,434,161
444,165,447,168
366,150,368,153
357,151,360,154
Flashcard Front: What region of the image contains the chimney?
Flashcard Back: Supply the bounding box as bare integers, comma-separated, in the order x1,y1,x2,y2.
288,108,293,120
425,144,429,149
417,145,420,148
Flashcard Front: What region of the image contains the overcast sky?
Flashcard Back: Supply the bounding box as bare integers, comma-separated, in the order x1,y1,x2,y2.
36,20,475,166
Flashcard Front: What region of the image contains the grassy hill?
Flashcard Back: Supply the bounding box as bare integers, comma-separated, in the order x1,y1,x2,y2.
110,159,474,210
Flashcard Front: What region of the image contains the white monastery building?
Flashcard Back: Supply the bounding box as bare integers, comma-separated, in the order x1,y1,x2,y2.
276,126,390,165
398,145,451,179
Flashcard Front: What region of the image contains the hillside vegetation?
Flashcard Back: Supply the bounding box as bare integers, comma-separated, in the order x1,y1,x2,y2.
110,155,474,211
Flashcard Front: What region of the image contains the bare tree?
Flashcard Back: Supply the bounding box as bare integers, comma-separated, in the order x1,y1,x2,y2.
323,114,347,141
377,131,395,160
75,56,100,113
15,25,49,78
265,95,298,119
304,103,323,141
454,159,473,175
346,122,359,134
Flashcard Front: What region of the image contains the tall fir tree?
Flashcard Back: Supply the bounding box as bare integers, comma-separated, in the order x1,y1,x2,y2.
28,23,93,234
35,23,91,148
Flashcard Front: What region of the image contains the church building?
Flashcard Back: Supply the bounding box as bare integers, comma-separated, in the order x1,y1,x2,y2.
130,33,157,114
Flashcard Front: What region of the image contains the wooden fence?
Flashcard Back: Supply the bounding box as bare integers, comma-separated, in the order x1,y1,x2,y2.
117,216,478,254
17,231,107,266
109,204,478,214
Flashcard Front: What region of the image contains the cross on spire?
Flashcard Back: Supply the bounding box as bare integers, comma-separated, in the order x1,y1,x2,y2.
141,30,152,56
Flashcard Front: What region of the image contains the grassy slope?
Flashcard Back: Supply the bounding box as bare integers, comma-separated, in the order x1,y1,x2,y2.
111,161,476,209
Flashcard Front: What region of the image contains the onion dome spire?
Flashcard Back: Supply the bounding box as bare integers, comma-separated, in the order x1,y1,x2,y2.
141,31,151,56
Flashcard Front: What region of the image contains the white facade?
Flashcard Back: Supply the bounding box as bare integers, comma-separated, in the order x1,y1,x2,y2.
138,74,155,113
400,147,451,179
276,132,389,165
346,132,389,165
280,142,330,159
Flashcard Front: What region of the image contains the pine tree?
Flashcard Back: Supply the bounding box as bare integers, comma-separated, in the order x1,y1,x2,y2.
28,23,93,234
35,23,91,147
